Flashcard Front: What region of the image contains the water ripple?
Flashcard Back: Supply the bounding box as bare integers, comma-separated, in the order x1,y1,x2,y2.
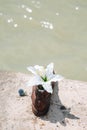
20,4,33,13
0,12,3,16
26,8,32,13
7,17,18,28
14,24,18,28
56,12,60,16
40,21,54,30
24,15,27,18
32,1,35,4
20,4,33,21
32,0,41,8
7,18,13,23
23,14,32,21
21,4,25,8
75,6,79,11
29,17,32,20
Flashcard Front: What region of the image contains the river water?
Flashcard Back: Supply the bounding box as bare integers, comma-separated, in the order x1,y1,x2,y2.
0,0,87,81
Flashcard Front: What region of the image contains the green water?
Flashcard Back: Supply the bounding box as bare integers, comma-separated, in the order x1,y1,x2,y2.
0,0,87,81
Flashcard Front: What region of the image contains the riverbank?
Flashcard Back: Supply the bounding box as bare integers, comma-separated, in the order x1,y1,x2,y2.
0,71,87,130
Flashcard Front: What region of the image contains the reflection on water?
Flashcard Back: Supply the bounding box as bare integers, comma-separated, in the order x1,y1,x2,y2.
40,21,53,30
0,0,87,81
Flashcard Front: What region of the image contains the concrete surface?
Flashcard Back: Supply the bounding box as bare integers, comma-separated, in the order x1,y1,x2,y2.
0,71,87,130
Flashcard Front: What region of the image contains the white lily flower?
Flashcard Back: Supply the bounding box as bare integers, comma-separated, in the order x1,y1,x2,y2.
27,63,64,93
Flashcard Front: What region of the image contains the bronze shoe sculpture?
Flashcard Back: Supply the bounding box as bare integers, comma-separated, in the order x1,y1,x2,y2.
31,85,51,116
31,82,56,116
27,63,63,116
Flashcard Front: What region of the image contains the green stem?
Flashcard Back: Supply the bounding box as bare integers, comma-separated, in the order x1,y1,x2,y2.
41,76,47,82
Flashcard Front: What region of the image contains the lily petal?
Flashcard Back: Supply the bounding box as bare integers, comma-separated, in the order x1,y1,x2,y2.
42,82,53,93
27,76,43,86
50,75,64,82
27,63,64,94
46,63,54,80
27,66,37,75
34,65,45,77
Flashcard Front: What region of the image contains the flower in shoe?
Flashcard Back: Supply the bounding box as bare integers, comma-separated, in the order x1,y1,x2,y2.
27,63,63,93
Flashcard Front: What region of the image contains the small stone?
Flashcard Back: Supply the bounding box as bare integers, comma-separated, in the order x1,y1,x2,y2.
18,89,26,96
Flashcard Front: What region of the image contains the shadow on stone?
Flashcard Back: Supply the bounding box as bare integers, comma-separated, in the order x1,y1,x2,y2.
40,82,79,126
